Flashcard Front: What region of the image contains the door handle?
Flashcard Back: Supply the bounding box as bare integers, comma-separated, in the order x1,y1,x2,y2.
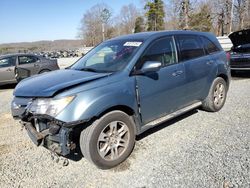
172,70,183,77
6,68,12,72
34,64,39,67
206,61,214,65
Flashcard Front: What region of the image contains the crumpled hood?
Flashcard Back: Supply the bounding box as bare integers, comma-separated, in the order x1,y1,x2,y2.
228,29,250,47
14,69,111,97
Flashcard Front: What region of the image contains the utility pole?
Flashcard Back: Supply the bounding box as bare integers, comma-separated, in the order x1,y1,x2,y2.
181,0,189,29
230,0,235,33
101,8,111,42
221,9,225,36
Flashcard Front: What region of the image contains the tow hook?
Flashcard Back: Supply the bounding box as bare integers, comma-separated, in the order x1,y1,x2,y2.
50,151,69,166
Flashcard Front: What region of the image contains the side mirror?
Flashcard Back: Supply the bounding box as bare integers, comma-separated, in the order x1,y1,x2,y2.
135,61,162,75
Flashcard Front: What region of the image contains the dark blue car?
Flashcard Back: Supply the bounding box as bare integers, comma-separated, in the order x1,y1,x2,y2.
228,29,250,71
11,30,230,169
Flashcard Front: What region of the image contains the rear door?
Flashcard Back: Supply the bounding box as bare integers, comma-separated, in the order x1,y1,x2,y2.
0,56,17,84
17,55,41,76
176,35,212,103
135,36,187,124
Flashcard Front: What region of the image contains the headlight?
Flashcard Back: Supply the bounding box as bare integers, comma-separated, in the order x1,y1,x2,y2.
29,96,75,117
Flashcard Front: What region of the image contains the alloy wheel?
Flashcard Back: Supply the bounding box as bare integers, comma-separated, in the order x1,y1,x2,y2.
213,82,225,108
97,121,130,161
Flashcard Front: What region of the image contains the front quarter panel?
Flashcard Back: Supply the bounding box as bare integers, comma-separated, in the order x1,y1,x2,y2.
55,76,138,123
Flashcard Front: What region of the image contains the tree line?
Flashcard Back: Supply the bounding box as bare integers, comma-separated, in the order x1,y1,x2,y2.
79,0,250,46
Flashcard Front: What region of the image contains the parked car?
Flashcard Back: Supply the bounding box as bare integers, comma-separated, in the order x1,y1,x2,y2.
0,53,59,86
228,29,250,71
11,31,230,169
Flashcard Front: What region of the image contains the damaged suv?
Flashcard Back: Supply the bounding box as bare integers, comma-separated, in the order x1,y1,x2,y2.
11,31,230,169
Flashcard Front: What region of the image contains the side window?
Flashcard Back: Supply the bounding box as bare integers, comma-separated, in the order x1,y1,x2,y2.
18,56,38,65
177,35,205,61
0,57,16,68
136,37,177,69
201,36,220,54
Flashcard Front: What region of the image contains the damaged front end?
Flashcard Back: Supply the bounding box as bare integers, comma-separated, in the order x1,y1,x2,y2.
11,97,77,157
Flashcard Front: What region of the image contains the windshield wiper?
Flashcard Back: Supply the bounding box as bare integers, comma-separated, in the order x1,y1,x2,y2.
79,68,98,72
78,67,115,73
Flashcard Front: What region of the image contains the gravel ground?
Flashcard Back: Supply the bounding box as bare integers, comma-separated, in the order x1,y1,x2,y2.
0,75,249,188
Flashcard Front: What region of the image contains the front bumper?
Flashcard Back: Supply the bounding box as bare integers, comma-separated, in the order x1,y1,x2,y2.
11,97,78,156
20,118,74,156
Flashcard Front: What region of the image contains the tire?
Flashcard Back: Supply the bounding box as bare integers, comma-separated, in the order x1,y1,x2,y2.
80,111,136,169
202,77,228,112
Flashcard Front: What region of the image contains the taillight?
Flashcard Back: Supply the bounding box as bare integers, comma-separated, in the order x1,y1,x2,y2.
226,52,231,62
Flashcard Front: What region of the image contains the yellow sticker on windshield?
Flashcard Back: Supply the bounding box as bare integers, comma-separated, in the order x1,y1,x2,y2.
124,42,142,47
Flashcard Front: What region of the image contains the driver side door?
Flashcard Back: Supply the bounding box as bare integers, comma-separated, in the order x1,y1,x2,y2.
134,36,187,124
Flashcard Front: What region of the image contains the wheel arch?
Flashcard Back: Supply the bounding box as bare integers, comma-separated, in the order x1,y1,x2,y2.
97,105,135,117
216,73,230,89
39,69,51,74
94,105,140,135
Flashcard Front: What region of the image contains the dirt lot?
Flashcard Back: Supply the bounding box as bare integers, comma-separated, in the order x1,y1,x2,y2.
0,74,249,188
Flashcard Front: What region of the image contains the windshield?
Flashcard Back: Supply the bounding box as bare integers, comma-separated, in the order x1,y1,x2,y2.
71,40,143,72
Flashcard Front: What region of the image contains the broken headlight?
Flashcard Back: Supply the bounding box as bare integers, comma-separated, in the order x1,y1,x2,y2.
29,96,75,117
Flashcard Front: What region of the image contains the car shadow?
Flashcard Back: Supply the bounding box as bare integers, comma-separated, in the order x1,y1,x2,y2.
136,109,198,141
0,84,17,90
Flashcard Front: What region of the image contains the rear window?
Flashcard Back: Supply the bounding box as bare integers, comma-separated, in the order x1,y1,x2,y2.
177,35,205,61
18,55,39,65
201,36,220,54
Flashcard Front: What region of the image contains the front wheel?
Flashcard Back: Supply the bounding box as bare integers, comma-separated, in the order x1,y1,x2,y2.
202,77,228,112
80,111,135,169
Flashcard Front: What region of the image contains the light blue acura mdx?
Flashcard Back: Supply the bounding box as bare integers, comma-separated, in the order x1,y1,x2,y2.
11,30,230,169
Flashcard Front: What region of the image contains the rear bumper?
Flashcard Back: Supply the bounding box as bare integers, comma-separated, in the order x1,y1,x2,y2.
230,67,250,70
230,55,250,70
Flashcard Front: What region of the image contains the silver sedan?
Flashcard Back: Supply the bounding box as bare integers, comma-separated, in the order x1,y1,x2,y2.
0,53,59,86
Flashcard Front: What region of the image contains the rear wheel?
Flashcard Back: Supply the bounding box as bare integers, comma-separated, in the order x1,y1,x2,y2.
80,111,135,169
202,77,227,112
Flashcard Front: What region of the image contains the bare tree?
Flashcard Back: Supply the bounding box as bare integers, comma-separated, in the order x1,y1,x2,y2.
165,0,182,29
118,4,139,35
168,0,196,30
207,0,232,35
244,0,250,28
234,0,248,30
79,4,112,46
